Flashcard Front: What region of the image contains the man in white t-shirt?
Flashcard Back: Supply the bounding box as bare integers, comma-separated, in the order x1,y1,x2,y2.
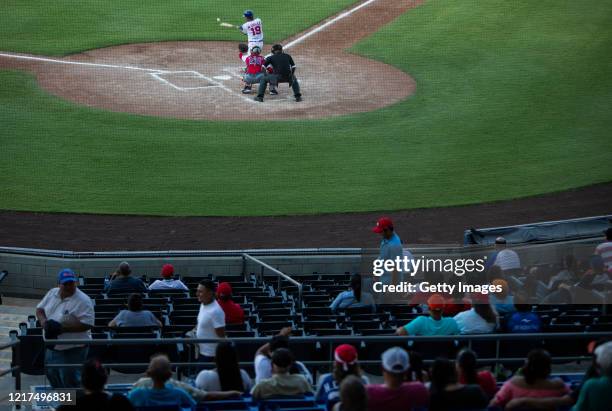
35,268,95,388
196,280,226,368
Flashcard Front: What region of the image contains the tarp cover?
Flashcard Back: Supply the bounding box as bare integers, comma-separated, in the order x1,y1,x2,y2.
464,215,611,245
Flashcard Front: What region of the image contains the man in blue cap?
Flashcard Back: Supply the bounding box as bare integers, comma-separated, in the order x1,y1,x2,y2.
238,10,264,53
36,268,95,388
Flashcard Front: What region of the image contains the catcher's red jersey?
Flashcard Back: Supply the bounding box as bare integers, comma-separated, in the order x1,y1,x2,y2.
244,54,265,74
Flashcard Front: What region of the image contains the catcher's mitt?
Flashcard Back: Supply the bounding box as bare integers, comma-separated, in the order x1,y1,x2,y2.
238,43,248,53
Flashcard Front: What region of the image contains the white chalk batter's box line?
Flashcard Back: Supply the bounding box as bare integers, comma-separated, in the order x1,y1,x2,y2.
148,70,256,103
149,70,221,91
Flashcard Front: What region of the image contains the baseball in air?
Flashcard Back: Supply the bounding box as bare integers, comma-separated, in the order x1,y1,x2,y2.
217,18,221,22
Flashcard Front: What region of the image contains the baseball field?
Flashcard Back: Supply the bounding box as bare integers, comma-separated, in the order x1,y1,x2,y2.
1,0,611,218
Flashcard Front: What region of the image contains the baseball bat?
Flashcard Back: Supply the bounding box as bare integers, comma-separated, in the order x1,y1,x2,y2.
220,22,237,28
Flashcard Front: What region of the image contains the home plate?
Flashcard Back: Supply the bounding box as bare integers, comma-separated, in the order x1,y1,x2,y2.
213,75,232,81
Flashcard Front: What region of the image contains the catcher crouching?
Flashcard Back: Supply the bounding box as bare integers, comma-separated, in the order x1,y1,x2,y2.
238,43,265,94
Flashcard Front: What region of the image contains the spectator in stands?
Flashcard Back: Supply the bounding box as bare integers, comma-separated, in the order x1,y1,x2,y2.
373,217,406,284
196,279,226,366
548,255,579,289
196,342,251,393
595,228,612,273
443,294,472,317
315,344,369,410
542,281,574,304
36,268,95,388
506,294,541,333
573,341,612,411
453,296,498,334
406,351,429,383
108,293,162,328
490,349,571,409
330,273,375,313
485,264,503,284
571,271,605,305
254,327,313,384
407,271,444,307
104,262,147,295
456,348,497,398
366,347,429,411
491,236,522,275
396,294,459,336
585,255,610,288
523,269,547,304
57,358,134,411
128,354,196,409
216,282,245,325
332,375,367,411
134,350,241,402
148,264,188,291
489,279,515,315
429,357,488,410
251,348,313,399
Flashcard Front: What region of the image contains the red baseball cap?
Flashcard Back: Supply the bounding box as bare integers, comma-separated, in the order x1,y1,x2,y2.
217,282,233,297
334,344,358,370
161,264,174,278
373,217,394,233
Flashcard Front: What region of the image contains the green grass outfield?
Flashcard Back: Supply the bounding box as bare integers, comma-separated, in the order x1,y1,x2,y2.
1,0,611,216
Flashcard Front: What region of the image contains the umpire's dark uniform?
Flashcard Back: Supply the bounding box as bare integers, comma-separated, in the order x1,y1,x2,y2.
256,45,302,101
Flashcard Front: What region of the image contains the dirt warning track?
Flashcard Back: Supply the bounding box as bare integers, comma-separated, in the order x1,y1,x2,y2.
0,0,423,120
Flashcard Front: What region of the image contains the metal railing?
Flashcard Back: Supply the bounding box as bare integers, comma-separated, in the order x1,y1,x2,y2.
39,332,611,372
242,253,303,307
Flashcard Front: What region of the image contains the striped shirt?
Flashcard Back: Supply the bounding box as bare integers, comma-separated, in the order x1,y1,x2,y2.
493,249,521,271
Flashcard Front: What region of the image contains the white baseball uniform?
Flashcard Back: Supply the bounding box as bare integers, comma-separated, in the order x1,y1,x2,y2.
240,18,264,52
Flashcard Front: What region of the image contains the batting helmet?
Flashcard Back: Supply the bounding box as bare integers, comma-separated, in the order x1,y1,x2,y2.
251,46,261,54
243,10,254,18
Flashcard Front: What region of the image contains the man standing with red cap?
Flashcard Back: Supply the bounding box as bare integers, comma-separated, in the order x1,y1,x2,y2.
373,217,408,285
373,217,402,257
149,264,188,291
216,282,245,325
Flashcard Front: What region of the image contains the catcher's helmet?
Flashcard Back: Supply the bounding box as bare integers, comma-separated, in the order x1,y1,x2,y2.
243,10,254,18
251,46,261,54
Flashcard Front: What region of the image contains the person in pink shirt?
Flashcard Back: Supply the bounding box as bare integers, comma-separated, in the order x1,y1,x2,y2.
366,347,429,411
491,349,572,409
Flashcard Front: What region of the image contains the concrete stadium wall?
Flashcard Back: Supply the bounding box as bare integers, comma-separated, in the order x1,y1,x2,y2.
0,252,362,298
0,237,602,298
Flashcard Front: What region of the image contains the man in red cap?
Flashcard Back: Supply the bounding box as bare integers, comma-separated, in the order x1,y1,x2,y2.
373,217,410,285
216,282,245,325
396,294,459,336
149,264,188,291
315,344,369,409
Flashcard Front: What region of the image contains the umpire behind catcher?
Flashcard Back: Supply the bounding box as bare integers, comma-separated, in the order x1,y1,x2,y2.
254,44,302,102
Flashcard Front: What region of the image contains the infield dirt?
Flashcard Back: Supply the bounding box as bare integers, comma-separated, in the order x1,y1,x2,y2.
0,0,423,120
